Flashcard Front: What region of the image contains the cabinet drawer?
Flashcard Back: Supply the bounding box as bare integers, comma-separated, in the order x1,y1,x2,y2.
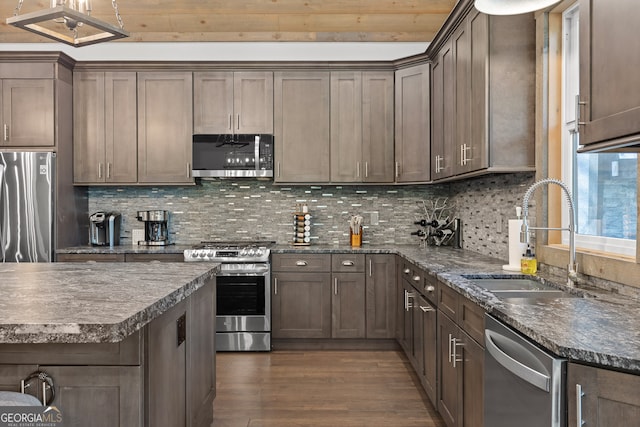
437,284,459,322
125,253,184,262
56,253,125,262
272,254,331,272
331,254,365,272
458,297,484,345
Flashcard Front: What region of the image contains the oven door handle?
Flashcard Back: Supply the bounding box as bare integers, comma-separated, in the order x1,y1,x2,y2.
485,329,551,392
218,264,270,276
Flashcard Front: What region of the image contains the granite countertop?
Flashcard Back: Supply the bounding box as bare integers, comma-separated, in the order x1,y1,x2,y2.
57,243,640,373
0,262,219,344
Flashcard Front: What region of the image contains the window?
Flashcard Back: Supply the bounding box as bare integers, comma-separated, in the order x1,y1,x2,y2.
561,4,637,257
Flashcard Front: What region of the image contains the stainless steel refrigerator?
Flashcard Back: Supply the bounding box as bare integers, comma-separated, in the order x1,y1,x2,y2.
0,152,55,262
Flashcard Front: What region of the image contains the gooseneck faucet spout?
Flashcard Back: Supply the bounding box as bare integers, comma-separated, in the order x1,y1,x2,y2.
520,178,579,287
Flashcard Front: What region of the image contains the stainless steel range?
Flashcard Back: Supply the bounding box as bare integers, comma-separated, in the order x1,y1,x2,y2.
184,241,274,352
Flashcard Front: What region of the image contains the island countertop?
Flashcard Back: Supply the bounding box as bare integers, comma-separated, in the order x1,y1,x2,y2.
0,262,219,344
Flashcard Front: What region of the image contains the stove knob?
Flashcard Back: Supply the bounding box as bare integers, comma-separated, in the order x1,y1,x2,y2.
255,249,264,257
198,251,206,258
246,248,256,257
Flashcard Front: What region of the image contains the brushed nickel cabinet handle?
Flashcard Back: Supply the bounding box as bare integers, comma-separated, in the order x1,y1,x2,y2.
576,384,585,426
334,278,338,295
369,259,372,277
395,161,399,178
228,114,232,131
98,163,103,179
3,124,8,141
341,260,355,266
403,268,410,274
453,338,464,367
107,162,111,179
237,114,240,131
448,334,453,363
425,285,435,293
413,275,421,282
365,162,369,178
186,162,191,178
274,278,278,295
295,260,308,266
419,305,434,313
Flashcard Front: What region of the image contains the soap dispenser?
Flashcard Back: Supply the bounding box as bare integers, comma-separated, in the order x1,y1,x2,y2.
520,246,537,275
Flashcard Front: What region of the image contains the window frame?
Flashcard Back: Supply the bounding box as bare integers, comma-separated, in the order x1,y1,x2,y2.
536,1,640,290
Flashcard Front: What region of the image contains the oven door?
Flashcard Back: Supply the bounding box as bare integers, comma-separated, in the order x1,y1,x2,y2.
216,275,270,331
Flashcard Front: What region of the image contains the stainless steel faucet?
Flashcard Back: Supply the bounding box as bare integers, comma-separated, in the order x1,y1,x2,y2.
520,178,579,286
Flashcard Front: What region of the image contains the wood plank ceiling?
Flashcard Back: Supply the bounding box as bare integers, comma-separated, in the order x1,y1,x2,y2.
1,0,458,43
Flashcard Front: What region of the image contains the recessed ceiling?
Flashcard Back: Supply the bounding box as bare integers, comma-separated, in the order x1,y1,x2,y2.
1,0,458,43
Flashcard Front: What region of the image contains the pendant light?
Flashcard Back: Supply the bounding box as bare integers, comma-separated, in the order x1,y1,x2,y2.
6,0,128,47
474,0,562,15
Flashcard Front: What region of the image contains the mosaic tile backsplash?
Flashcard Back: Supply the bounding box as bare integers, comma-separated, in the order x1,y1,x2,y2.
88,172,536,262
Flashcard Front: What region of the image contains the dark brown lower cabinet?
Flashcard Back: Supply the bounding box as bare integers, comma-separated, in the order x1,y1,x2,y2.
365,254,396,339
438,309,484,427
568,362,640,427
41,366,142,427
272,272,332,339
418,293,437,406
332,272,366,338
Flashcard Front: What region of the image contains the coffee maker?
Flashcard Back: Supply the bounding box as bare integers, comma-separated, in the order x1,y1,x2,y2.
136,210,171,246
89,212,121,247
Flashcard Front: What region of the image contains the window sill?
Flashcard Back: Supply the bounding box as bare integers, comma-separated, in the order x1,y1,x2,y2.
539,244,639,290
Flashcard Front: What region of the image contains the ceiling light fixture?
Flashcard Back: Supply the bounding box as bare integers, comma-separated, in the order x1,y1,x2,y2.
6,0,129,47
474,0,562,15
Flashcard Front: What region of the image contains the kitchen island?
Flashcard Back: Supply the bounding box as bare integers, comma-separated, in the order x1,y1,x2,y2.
0,262,218,427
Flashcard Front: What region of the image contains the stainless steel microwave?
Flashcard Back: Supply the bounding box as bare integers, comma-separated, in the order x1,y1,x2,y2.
192,134,274,178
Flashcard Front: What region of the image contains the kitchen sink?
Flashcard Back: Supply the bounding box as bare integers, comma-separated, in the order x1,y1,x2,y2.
465,277,579,301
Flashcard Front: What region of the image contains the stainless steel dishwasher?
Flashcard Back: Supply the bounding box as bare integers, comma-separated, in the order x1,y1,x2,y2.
484,314,566,427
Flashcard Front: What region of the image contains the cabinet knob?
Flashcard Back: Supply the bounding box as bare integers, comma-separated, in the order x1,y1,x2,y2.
425,285,435,293
403,268,411,274
412,275,421,282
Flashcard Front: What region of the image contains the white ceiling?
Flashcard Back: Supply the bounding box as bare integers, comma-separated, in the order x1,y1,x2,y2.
0,42,430,61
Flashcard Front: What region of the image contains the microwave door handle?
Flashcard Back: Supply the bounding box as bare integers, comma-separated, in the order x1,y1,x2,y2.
254,135,260,171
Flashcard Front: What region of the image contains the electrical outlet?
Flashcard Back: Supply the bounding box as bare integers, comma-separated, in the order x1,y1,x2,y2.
370,212,379,226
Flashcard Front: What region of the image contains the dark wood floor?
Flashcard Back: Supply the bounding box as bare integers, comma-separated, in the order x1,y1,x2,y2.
212,350,445,427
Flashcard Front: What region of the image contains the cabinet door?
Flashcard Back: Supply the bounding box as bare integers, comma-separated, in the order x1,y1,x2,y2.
274,72,330,182
467,11,489,173
74,72,137,184
332,273,366,338
579,0,640,148
104,72,138,183
147,297,187,427
418,294,437,407
365,254,396,339
460,331,483,427
73,72,106,183
193,72,234,134
330,71,362,182
137,72,193,184
41,365,142,427
1,79,54,147
438,311,459,427
568,362,640,427
187,280,216,427
235,72,274,134
362,72,395,183
395,64,430,183
272,272,331,338
453,21,473,175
